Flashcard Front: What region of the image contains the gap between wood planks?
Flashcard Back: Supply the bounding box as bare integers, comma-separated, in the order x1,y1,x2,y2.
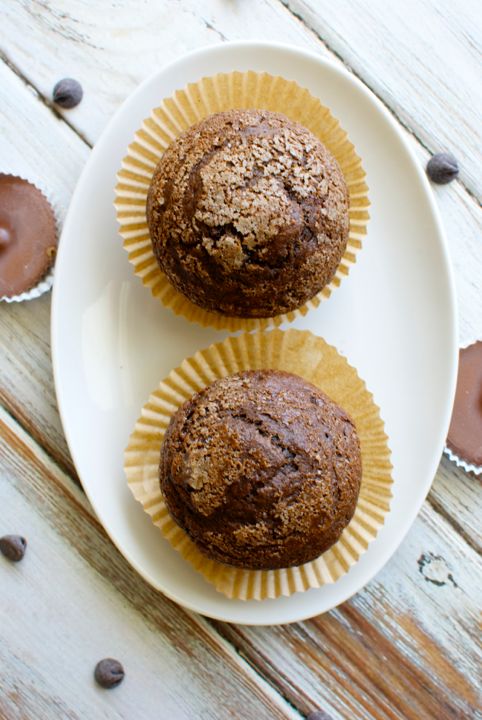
1,7,479,210
0,410,302,720
428,485,480,555
0,399,79,486
7,394,478,719
207,618,317,717
0,49,93,151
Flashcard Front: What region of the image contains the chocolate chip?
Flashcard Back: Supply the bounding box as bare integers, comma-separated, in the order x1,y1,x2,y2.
426,152,459,184
94,658,125,689
52,78,83,109
0,535,27,562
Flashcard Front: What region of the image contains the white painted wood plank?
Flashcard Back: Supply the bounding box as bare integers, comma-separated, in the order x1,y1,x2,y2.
1,293,76,479
215,499,482,719
429,455,481,551
0,407,299,720
0,59,89,475
2,373,480,720
405,134,482,347
1,0,321,146
0,59,88,216
282,0,482,199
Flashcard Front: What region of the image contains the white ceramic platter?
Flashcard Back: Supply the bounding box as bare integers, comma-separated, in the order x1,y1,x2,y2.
51,42,457,625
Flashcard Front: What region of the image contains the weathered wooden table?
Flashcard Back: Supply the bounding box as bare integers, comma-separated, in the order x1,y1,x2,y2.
1,2,481,718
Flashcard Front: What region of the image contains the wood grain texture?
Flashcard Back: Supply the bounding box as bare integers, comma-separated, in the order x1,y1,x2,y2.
282,0,482,199
1,0,321,145
213,500,482,719
429,455,481,553
402,132,482,346
0,407,300,720
3,389,480,720
1,2,481,719
1,293,77,480
0,54,89,205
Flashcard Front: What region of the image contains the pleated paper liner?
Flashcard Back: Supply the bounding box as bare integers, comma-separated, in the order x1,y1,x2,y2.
125,329,392,600
115,71,369,331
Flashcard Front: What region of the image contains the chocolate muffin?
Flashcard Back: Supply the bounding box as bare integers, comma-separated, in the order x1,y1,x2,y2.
147,110,349,318
160,370,362,570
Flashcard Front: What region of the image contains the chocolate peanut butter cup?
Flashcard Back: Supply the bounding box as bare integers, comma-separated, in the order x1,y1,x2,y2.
446,341,482,474
0,174,57,301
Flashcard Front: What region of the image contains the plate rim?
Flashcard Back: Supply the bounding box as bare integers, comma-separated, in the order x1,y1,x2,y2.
51,40,458,625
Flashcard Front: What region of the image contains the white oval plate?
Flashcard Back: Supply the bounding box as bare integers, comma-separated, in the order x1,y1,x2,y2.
52,42,457,625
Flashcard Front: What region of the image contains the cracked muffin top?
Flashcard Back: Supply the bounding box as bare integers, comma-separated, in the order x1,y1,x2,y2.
147,109,349,318
159,369,362,570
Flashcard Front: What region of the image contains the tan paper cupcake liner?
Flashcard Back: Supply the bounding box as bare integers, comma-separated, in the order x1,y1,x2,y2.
125,329,392,600
115,71,369,331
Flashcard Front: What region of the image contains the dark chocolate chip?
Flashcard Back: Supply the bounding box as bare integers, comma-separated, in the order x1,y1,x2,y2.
94,658,125,689
52,78,83,109
426,152,459,184
0,535,27,562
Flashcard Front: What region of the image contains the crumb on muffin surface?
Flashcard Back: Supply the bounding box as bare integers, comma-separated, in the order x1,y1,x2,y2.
160,369,361,570
147,110,349,318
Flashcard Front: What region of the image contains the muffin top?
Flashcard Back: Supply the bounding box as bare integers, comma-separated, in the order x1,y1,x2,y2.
160,369,362,570
147,109,349,318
